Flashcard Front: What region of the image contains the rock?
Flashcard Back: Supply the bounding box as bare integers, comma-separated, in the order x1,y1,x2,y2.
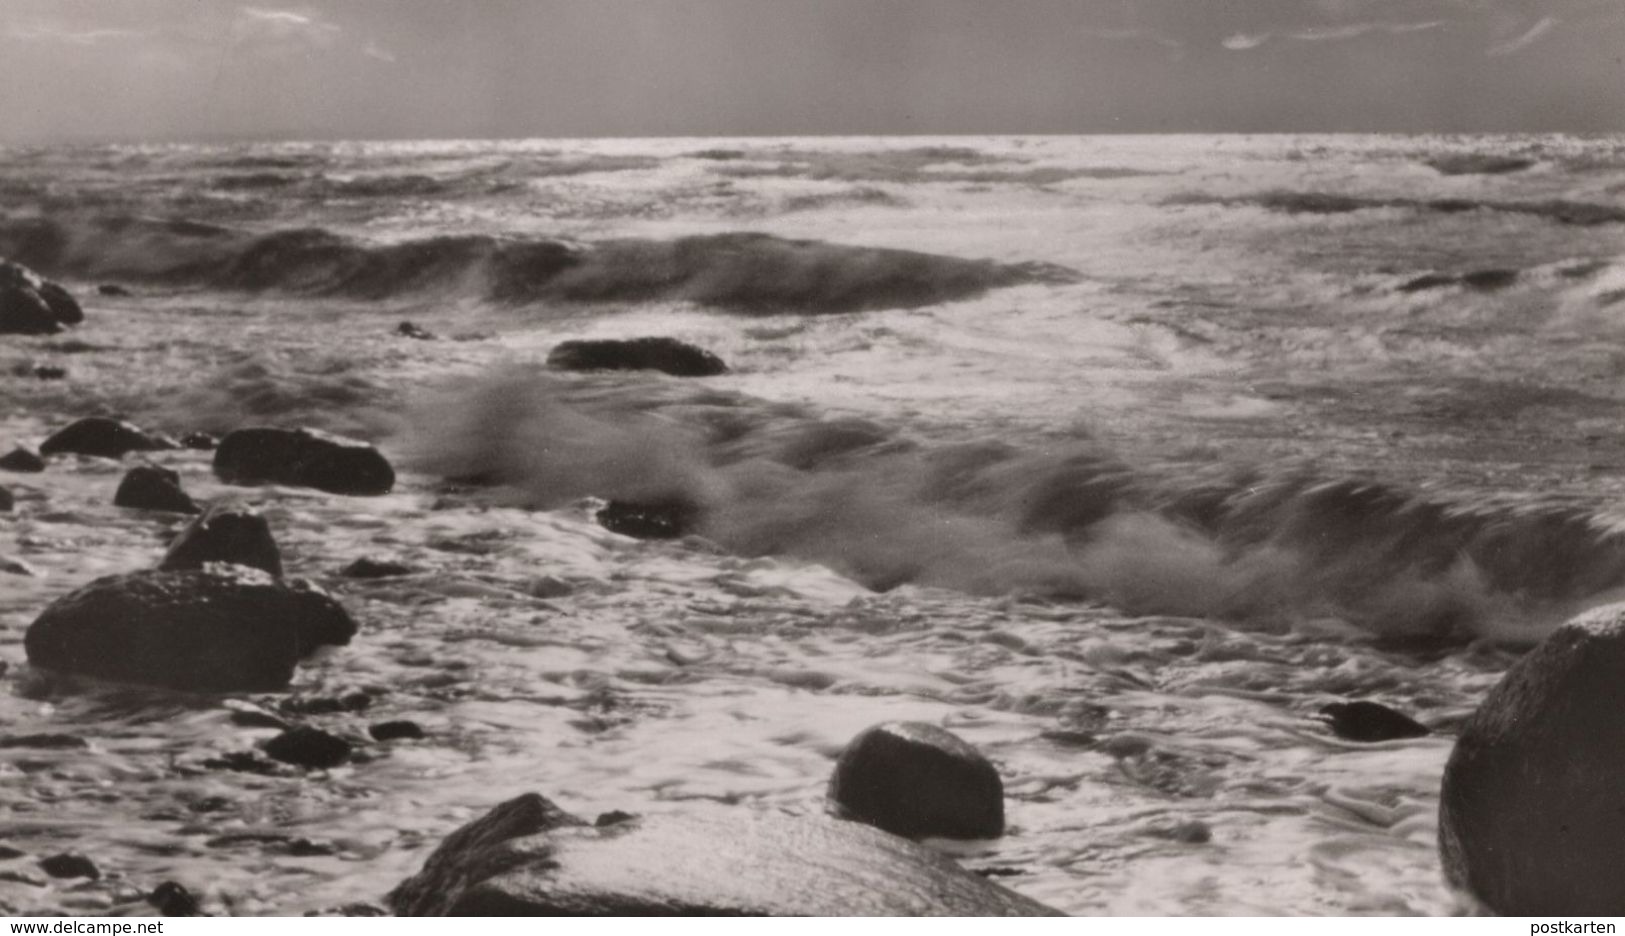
0,734,87,750
340,557,415,579
396,321,436,340
263,726,352,769
1397,273,1456,293
1439,602,1625,914
1144,820,1213,844
0,485,10,512
390,793,1059,916
24,567,356,692
160,502,283,577
38,853,100,880
1461,269,1519,291
829,722,1004,840
148,881,201,916
180,432,218,450
114,465,201,514
596,498,700,540
368,720,425,741
36,282,83,326
0,448,45,472
40,417,171,459
31,365,66,380
0,556,39,577
594,810,636,828
98,284,132,297
0,285,60,335
1317,701,1430,743
214,427,395,496
0,844,25,859
548,337,728,377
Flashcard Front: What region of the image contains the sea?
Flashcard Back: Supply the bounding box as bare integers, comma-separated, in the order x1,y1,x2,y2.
2,133,1625,915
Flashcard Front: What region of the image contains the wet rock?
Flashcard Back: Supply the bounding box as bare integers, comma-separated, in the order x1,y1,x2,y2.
594,810,636,828
0,734,87,750
548,337,727,377
148,881,201,916
390,793,1059,916
36,282,83,326
263,726,352,769
1461,269,1519,291
596,498,700,540
368,720,425,741
1397,273,1456,293
0,485,10,512
1440,602,1625,914
0,285,59,335
396,321,435,340
0,448,45,472
1318,701,1430,743
11,362,66,380
39,853,100,880
0,844,25,859
0,556,38,577
340,557,415,579
40,417,171,460
1144,820,1213,844
180,432,217,450
160,502,283,577
97,284,133,298
24,567,356,692
114,465,201,514
829,721,1004,840
214,426,395,496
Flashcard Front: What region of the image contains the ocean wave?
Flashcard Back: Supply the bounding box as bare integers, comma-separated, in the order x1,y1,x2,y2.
405,371,1625,647
1170,190,1625,226
0,214,1069,313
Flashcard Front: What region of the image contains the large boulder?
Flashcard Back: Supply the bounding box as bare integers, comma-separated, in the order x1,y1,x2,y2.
0,447,45,472
160,502,283,577
548,337,727,377
1440,602,1625,914
390,793,1059,916
40,417,172,460
0,260,81,332
214,427,394,496
113,465,200,514
829,722,1005,840
24,567,356,692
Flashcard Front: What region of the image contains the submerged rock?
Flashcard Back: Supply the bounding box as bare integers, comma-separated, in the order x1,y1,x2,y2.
1317,701,1430,743
263,726,352,769
0,285,60,334
829,721,1005,840
340,557,415,579
148,881,201,916
0,447,45,472
214,427,394,496
40,417,171,460
97,284,133,298
160,502,283,577
390,793,1059,916
595,498,700,540
548,337,728,377
396,321,436,340
1440,601,1625,914
38,853,99,881
24,567,356,692
35,282,83,326
114,465,201,514
369,720,425,741
0,485,10,512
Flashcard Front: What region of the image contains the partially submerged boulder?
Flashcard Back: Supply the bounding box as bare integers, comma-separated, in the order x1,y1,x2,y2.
1440,601,1625,914
114,465,200,514
214,427,394,496
390,793,1058,916
0,260,81,332
40,417,171,460
548,337,728,377
160,502,283,577
596,498,700,540
829,722,1005,840
24,567,355,692
0,447,45,472
1317,701,1430,743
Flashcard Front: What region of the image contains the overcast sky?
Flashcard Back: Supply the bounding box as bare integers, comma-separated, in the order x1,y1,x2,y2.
2,0,1622,142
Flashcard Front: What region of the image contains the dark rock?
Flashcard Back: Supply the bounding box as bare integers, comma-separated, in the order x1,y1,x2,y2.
40,417,170,460
390,793,1059,916
180,432,218,450
114,465,201,514
0,556,39,577
396,321,436,340
340,557,415,579
35,282,83,326
1440,602,1625,914
160,502,283,577
0,485,10,512
39,852,100,880
1397,273,1457,293
263,726,352,769
596,498,700,540
1144,820,1212,844
1461,269,1519,291
0,285,60,335
829,721,1004,840
368,720,425,741
0,448,45,472
548,337,728,377
0,844,25,859
98,284,133,298
594,810,636,828
149,881,201,916
24,567,356,692
1317,701,1430,743
214,427,395,496
31,365,66,380
0,734,88,750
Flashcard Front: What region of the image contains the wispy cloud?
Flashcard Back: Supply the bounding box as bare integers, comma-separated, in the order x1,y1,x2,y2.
361,41,397,63
233,6,342,52
1223,19,1443,51
1081,27,1184,51
1486,16,1557,55
2,21,151,46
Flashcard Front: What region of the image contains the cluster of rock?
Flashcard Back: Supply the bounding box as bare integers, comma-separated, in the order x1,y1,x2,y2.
0,259,81,335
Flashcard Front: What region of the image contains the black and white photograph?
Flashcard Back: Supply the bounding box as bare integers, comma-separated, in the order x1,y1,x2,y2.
2,0,1625,919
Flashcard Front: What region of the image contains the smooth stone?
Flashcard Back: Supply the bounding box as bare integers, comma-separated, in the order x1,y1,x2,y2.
0,485,10,512
24,567,355,692
263,726,352,769
214,426,394,496
39,853,100,880
114,465,201,514
40,417,170,460
829,721,1005,840
368,720,425,741
390,793,1059,916
596,498,700,540
548,337,727,377
1317,701,1430,743
0,448,45,472
0,556,39,577
340,557,415,579
160,501,283,577
0,285,59,335
0,734,87,750
148,881,201,916
36,282,83,326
